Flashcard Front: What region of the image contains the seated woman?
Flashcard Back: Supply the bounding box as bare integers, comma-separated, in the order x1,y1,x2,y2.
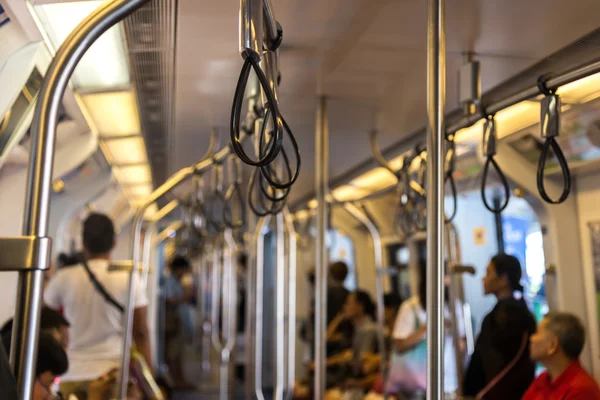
295,290,381,398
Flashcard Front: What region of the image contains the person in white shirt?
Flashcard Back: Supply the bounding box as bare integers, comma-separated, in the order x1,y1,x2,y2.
44,213,151,398
389,262,464,397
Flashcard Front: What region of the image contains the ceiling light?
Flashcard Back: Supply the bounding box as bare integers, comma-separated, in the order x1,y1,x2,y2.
104,136,148,165
32,1,130,90
114,164,152,185
455,101,540,145
349,168,397,192
331,185,370,202
557,72,600,104
80,91,141,136
126,184,152,200
308,199,318,209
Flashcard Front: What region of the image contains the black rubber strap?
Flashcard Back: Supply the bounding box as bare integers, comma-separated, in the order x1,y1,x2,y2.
481,156,510,214
537,137,572,204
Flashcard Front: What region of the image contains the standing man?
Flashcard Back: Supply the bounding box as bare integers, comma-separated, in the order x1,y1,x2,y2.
44,213,151,397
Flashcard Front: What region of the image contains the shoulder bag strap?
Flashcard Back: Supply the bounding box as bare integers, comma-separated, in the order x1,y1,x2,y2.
82,260,125,314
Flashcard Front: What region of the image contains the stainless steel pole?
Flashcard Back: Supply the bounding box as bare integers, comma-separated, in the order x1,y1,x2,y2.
426,0,446,398
253,216,270,400
275,212,286,400
314,96,329,400
444,224,463,395
11,1,150,398
283,207,297,400
342,204,387,395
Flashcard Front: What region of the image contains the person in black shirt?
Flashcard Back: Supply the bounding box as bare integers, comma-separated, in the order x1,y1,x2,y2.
463,253,537,399
0,338,17,400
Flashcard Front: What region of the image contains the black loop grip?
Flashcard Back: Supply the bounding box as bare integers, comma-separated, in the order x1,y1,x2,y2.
537,137,571,204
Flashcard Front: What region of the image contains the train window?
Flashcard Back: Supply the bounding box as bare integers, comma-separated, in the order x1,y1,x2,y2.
328,229,357,291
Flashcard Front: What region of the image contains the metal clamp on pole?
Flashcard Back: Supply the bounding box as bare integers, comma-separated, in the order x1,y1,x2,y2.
4,0,151,398
480,112,510,214
0,237,52,271
537,76,571,204
342,203,388,397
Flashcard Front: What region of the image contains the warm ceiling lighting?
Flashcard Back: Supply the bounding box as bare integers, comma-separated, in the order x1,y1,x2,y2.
294,209,310,221
455,101,540,145
350,167,397,192
32,1,129,90
308,199,318,209
557,72,600,104
113,164,152,185
126,184,152,199
331,185,370,202
80,91,141,136
104,136,148,165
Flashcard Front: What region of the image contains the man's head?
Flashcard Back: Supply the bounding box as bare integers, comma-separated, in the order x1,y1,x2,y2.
82,213,115,258
530,312,586,364
169,255,191,279
329,261,349,284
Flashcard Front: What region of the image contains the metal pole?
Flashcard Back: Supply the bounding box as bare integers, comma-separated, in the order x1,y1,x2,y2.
283,208,297,400
252,216,270,400
199,243,213,374
342,204,388,395
426,0,446,398
10,1,150,398
444,224,463,395
275,212,285,400
314,95,329,400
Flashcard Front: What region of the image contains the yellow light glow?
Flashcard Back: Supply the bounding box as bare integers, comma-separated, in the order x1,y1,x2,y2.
308,199,318,209
127,184,153,199
455,101,540,145
114,164,152,185
349,168,397,192
81,91,141,136
295,209,310,221
104,136,148,165
557,72,600,104
143,204,159,218
33,1,130,89
331,185,370,202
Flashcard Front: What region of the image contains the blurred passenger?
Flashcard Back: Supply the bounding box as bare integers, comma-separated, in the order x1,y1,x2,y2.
0,331,17,400
523,312,600,400
44,213,151,398
235,252,248,382
164,255,194,389
1,307,70,351
386,262,461,398
2,329,69,400
463,253,537,399
383,293,403,346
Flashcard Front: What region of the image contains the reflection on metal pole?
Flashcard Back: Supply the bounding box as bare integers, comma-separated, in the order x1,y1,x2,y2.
11,1,150,398
314,96,329,400
426,0,446,398
445,223,463,395
198,243,213,373
343,203,388,395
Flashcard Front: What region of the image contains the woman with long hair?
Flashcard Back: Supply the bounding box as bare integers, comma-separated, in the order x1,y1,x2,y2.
463,253,537,399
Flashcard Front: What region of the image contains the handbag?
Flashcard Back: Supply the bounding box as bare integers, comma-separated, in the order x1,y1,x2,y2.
82,260,164,400
384,303,428,394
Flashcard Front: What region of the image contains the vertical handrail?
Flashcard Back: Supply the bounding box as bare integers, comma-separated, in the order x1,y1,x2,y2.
11,1,150,398
342,203,388,395
426,0,446,398
198,243,214,374
314,95,329,400
274,212,285,400
251,215,270,400
210,229,238,400
444,223,463,395
283,208,297,400
139,200,179,290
